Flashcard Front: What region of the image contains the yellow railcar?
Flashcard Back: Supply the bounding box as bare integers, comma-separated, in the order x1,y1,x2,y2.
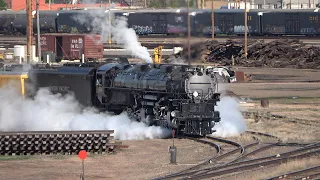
0,72,29,97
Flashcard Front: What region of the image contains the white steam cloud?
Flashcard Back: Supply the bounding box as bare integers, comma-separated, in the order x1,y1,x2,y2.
71,8,152,63
212,96,247,137
0,83,171,140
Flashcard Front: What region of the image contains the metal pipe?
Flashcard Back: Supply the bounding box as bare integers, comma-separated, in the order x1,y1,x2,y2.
187,0,191,65
211,0,214,40
36,0,41,62
26,0,33,64
244,0,247,59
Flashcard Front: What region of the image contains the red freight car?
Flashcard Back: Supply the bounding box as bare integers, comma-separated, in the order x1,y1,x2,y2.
36,33,103,62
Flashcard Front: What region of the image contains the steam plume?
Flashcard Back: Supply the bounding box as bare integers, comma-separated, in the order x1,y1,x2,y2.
0,84,171,140
212,97,247,137
70,7,152,63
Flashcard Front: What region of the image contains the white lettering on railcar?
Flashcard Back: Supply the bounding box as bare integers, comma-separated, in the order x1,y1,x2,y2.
47,86,70,92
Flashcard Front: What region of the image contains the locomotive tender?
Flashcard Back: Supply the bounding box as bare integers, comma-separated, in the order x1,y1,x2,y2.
29,62,221,137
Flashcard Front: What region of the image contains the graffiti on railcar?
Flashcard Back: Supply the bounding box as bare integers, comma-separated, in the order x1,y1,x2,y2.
265,25,286,34
167,24,187,34
202,26,221,35
233,25,252,33
300,28,316,34
131,25,153,34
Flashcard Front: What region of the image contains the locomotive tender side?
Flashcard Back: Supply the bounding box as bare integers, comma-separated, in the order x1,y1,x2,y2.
29,63,221,137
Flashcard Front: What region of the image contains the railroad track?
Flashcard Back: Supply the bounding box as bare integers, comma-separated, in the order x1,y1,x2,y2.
265,165,320,180
0,130,117,156
245,131,281,143
153,131,318,180
153,136,250,180
2,34,320,39
173,142,320,179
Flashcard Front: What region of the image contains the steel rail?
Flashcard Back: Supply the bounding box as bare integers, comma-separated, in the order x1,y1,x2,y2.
158,142,320,179
245,131,281,142
183,149,320,180
229,143,278,163
151,137,221,180
153,136,249,180
265,165,320,180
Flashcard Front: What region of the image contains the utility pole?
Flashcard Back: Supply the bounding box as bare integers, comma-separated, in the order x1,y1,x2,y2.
187,0,191,65
244,0,247,59
26,0,33,64
108,0,112,45
211,0,214,40
36,0,41,62
144,0,147,8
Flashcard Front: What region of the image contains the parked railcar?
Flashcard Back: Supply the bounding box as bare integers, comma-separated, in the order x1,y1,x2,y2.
0,10,17,34
56,9,130,34
256,9,320,35
33,10,61,34
36,33,104,62
1,8,320,37
194,9,261,36
127,8,197,35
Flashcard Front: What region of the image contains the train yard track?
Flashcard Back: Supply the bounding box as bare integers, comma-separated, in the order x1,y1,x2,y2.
266,165,320,180
1,35,320,50
0,130,117,156
153,131,320,180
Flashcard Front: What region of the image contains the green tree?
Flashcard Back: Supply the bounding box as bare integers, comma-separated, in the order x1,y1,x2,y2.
0,0,7,10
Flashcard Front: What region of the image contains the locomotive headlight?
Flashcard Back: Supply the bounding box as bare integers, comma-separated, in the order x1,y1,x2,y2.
193,91,199,97
171,111,176,117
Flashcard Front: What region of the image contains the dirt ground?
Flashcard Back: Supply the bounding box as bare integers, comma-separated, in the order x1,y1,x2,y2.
0,67,320,180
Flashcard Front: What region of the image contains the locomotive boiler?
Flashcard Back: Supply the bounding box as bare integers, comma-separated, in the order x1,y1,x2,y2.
29,63,221,137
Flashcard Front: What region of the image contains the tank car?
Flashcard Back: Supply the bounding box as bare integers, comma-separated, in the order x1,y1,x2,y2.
29,63,221,137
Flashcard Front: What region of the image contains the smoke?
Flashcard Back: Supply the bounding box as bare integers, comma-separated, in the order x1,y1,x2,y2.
0,84,171,140
70,7,152,63
212,96,247,137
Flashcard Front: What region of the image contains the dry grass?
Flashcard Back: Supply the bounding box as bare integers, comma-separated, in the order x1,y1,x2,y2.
247,118,320,142
240,97,320,143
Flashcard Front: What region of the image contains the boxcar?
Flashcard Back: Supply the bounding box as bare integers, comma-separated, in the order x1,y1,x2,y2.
194,9,260,36
36,33,103,62
128,8,196,35
258,9,320,35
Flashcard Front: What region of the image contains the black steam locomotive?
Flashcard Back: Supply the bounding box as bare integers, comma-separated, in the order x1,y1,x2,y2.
29,63,221,136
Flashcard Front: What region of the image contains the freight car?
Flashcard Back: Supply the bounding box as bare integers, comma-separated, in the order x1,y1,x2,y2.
56,9,129,34
28,63,221,136
194,9,261,36
36,33,104,62
0,10,61,35
1,8,320,36
127,8,194,35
